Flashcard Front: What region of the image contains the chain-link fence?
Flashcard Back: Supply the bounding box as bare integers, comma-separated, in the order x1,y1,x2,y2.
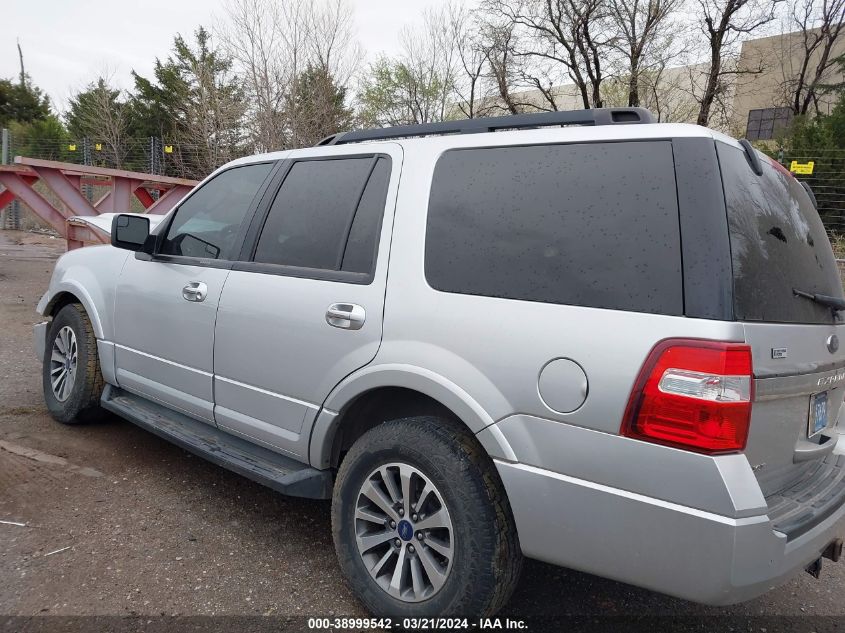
1,128,236,230
3,130,250,181
775,148,845,247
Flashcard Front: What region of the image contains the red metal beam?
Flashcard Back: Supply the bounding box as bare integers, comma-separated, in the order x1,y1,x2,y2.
31,166,98,217
1,160,198,244
134,186,155,209
66,221,108,250
0,188,14,208
0,173,67,236
95,191,113,212
15,156,198,187
146,185,192,215
65,174,82,190
81,177,111,188
113,178,142,213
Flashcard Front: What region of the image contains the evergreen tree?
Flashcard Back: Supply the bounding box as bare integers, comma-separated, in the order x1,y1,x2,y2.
130,27,247,178
287,65,353,147
0,75,50,127
66,78,131,167
781,76,845,227
9,115,71,162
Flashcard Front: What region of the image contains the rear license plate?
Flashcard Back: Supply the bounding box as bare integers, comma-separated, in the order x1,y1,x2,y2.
809,391,829,438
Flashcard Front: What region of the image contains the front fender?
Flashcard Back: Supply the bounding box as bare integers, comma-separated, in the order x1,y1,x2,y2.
38,245,130,341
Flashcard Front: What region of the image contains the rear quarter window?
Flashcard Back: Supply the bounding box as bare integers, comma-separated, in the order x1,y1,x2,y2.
717,142,843,324
424,141,683,315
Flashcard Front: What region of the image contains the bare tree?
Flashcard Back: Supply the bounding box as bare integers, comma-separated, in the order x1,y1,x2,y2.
609,0,687,107
218,0,360,150
449,5,498,118
218,0,291,151
358,5,461,126
693,0,780,126
781,0,845,114
480,19,537,114
484,0,618,109
641,63,703,121
308,0,363,85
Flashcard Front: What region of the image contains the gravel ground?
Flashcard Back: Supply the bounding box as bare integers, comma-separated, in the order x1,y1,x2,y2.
0,231,843,629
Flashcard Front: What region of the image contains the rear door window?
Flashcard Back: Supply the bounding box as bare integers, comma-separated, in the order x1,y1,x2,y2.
424,141,683,315
253,156,389,275
717,142,843,324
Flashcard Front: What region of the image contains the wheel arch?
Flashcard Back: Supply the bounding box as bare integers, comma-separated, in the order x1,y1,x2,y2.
40,283,104,340
309,365,515,469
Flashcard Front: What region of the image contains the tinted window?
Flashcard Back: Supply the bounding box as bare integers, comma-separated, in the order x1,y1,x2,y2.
342,158,391,273
718,142,843,324
254,157,389,274
425,142,682,314
160,163,273,259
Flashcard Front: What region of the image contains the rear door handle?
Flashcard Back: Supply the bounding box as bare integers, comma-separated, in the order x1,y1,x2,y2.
326,303,366,330
182,282,208,302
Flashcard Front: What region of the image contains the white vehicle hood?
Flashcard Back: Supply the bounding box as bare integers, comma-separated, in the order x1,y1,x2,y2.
67,213,166,235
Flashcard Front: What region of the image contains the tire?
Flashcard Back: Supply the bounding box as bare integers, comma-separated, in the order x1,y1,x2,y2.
42,303,105,425
332,416,522,618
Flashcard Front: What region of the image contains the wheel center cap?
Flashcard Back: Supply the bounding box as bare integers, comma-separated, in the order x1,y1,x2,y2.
397,519,414,541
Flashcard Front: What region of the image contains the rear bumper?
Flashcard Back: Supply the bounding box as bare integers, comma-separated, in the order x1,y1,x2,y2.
497,458,845,605
33,321,48,362
487,416,845,605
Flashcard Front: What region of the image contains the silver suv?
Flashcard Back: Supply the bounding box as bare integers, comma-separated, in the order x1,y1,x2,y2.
34,108,845,617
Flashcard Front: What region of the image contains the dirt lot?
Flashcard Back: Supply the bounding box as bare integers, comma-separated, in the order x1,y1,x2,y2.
1,231,843,627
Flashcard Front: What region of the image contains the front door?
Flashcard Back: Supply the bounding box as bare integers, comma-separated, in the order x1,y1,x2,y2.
113,161,276,423
213,144,402,458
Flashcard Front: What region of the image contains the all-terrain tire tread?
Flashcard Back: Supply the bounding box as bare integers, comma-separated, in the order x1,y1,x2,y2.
332,415,522,617
43,303,105,425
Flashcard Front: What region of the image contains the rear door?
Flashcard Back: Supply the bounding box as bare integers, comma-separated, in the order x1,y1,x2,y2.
212,144,402,459
716,141,845,499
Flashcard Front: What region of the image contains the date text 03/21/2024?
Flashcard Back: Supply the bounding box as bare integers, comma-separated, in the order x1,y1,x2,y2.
307,617,528,630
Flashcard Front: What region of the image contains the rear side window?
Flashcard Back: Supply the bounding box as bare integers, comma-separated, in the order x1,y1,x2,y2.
425,142,683,314
254,156,390,274
717,143,843,324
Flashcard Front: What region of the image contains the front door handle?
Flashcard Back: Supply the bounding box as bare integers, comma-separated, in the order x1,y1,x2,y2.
326,303,366,330
182,282,208,302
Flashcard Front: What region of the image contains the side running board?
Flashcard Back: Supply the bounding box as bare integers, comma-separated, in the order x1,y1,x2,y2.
101,385,333,499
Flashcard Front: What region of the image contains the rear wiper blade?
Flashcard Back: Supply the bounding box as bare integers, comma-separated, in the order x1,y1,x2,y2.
793,288,845,312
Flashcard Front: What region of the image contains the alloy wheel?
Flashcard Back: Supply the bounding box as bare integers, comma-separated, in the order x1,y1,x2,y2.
354,462,454,602
49,326,78,402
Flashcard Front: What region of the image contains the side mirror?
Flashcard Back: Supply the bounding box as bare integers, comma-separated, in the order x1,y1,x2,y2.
111,214,150,252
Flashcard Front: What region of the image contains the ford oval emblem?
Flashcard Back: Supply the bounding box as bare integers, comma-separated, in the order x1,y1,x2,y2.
397,519,414,541
827,334,839,354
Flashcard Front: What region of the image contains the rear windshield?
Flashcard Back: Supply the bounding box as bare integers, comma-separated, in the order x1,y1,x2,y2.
717,142,843,324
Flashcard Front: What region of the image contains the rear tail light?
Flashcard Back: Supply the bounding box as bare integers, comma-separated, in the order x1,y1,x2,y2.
622,339,753,454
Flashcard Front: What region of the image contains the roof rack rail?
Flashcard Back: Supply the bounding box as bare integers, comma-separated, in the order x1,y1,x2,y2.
317,107,655,146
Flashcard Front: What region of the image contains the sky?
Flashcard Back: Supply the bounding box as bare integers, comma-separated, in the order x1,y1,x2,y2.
3,0,454,113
